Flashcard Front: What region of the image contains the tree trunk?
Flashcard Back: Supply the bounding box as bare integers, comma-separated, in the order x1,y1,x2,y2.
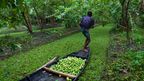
50,16,56,26
138,0,144,27
139,0,144,12
33,6,42,27
119,0,130,30
32,0,43,30
22,11,33,34
119,0,131,45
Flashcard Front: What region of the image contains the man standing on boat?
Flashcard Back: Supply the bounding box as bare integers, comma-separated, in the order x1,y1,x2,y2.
80,11,94,52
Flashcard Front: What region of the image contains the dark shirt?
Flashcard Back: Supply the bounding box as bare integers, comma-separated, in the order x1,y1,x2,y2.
80,16,94,29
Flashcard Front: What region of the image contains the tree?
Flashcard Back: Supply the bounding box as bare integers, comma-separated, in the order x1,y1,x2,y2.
138,0,144,27
22,5,33,34
119,0,131,44
0,0,33,34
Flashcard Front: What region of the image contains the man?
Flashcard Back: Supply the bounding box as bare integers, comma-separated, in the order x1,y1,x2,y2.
80,11,94,52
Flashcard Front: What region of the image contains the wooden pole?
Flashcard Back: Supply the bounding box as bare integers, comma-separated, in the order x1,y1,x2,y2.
36,57,58,71
43,67,76,79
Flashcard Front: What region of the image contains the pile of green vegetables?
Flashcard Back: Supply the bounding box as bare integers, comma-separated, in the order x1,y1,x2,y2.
50,57,86,76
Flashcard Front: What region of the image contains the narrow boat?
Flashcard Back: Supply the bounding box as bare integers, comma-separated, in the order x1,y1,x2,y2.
20,48,90,81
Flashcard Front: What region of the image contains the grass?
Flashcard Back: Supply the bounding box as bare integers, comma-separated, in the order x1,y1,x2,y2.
0,25,112,81
79,25,112,81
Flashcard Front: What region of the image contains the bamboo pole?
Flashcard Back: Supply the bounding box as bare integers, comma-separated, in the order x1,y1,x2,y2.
43,67,76,79
36,57,58,71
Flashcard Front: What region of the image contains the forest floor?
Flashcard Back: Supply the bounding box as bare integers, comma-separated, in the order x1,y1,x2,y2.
101,27,144,81
0,24,112,81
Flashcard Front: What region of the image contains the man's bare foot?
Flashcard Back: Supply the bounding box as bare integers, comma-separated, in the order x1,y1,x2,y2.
83,49,88,52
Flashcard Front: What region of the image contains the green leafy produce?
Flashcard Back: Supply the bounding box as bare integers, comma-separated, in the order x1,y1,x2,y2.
50,57,86,76
66,77,72,81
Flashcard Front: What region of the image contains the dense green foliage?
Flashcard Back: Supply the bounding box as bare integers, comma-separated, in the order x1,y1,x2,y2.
0,0,144,81
0,0,143,35
0,35,31,51
51,57,85,75
105,26,144,81
133,27,144,45
107,51,144,81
